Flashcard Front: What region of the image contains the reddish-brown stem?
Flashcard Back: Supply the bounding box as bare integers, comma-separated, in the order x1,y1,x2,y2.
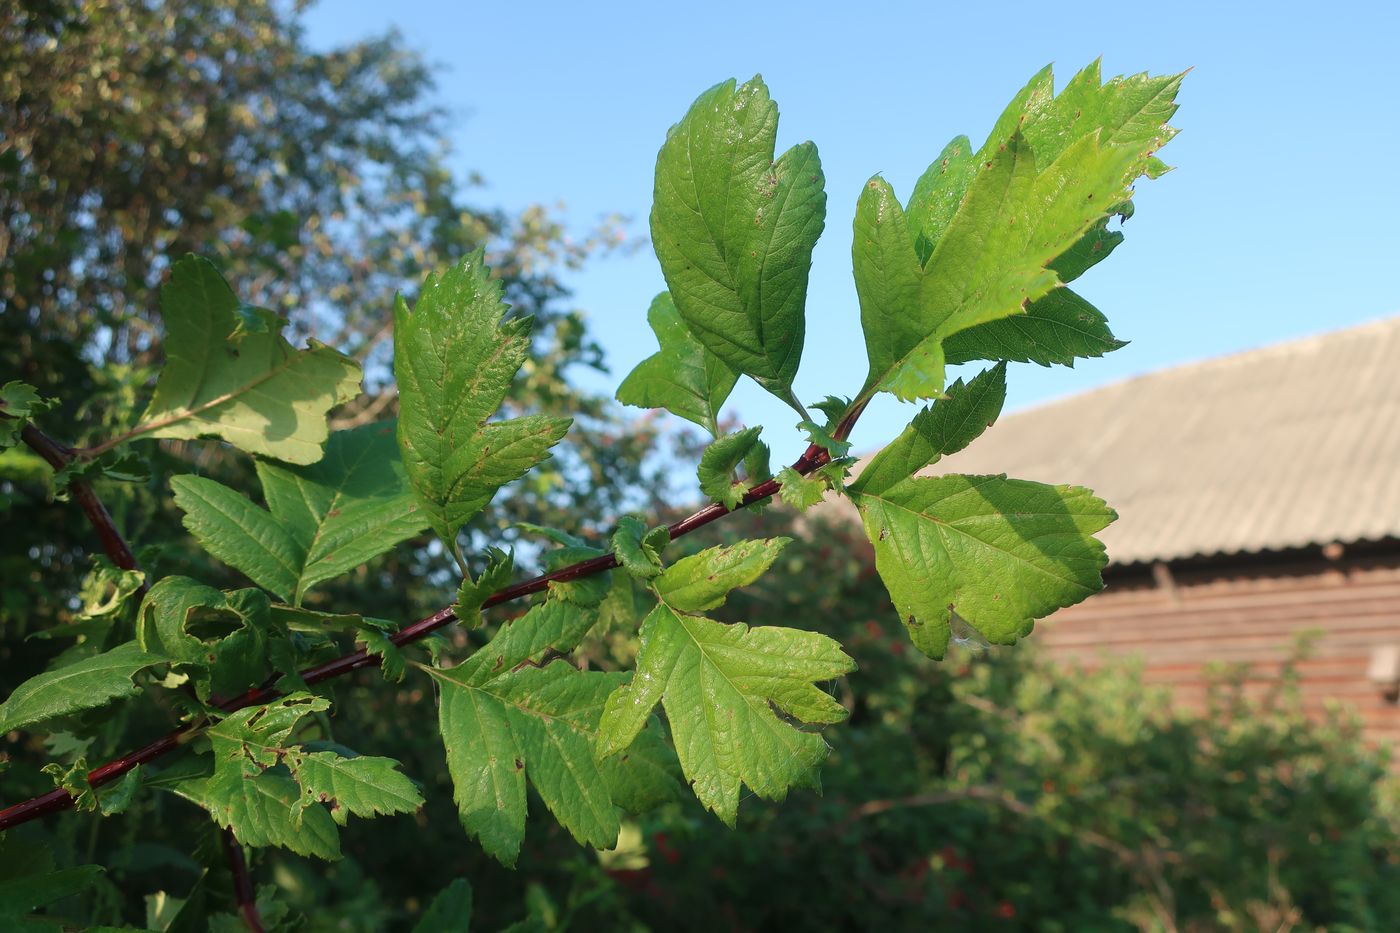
222,829,265,933
0,406,861,833
20,424,146,588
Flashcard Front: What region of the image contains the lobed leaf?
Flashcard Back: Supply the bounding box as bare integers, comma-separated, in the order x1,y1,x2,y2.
175,769,342,861
136,577,288,701
394,251,571,545
777,466,828,511
612,516,670,581
653,538,791,613
134,256,361,464
943,287,1126,368
455,547,515,622
175,694,421,859
597,603,854,825
697,427,765,508
651,76,825,403
0,381,54,450
849,363,1007,497
431,599,679,866
852,474,1115,658
855,62,1181,401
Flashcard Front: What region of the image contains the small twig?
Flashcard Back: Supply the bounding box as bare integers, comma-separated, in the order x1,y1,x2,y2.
0,408,861,831
20,424,146,592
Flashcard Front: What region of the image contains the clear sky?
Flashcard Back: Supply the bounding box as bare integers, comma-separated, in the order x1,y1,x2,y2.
305,0,1399,464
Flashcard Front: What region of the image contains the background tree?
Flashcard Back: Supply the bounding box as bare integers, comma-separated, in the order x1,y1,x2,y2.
0,0,661,635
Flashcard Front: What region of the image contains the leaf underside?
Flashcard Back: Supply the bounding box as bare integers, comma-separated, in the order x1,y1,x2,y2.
137,255,362,464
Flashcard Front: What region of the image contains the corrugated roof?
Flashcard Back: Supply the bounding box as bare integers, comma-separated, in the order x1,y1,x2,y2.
853,315,1400,566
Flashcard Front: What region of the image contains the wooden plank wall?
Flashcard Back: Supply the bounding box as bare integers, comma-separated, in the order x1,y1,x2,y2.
1035,548,1400,756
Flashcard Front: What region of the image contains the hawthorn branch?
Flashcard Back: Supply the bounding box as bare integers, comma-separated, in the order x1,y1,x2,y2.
0,405,862,833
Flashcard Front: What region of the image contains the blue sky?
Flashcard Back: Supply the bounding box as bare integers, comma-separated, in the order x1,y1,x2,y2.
306,1,1399,463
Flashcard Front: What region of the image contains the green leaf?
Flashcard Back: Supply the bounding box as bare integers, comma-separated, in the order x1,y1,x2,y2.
433,661,621,866
743,438,772,485
44,759,143,817
852,176,931,400
906,136,977,267
514,523,590,549
356,627,406,683
597,571,652,636
598,720,684,813
97,766,143,816
942,285,1126,368
178,693,421,858
135,577,286,701
616,292,737,434
0,381,55,450
0,641,168,733
413,879,473,933
455,547,515,622
1049,211,1127,284
284,748,423,827
51,451,152,504
653,538,790,613
169,478,301,601
431,599,679,865
0,864,104,919
776,467,828,511
172,421,430,604
544,545,612,608
849,363,1007,497
133,255,361,464
174,768,342,861
394,251,572,544
611,516,668,581
797,414,851,459
596,603,853,825
855,63,1181,402
432,609,595,863
851,474,1115,659
697,427,764,508
651,76,826,403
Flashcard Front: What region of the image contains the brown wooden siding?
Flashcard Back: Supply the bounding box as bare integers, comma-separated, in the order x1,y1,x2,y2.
1034,547,1400,756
